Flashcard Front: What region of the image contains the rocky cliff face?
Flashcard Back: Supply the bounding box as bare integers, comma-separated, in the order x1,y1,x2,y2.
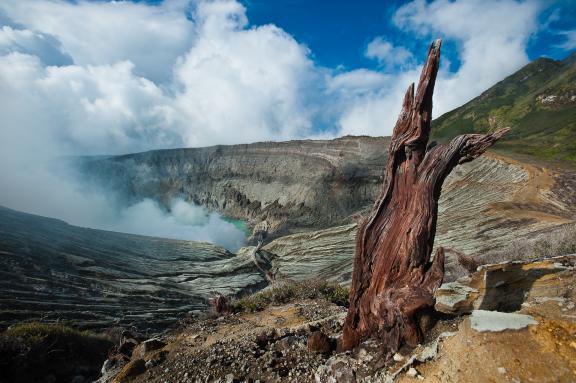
79,136,389,237
81,137,575,248
263,153,576,284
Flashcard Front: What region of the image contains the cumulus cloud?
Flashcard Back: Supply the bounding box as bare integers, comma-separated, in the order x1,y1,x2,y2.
557,29,576,50
0,52,181,157
0,0,324,152
0,0,194,83
339,0,542,136
365,37,413,69
172,0,318,146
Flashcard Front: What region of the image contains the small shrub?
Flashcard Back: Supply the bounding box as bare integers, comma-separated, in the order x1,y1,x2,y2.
0,322,113,383
4,322,108,345
318,283,349,307
232,280,349,313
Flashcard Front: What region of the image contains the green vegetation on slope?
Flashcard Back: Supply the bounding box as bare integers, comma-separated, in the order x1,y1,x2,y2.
432,52,576,166
232,280,349,312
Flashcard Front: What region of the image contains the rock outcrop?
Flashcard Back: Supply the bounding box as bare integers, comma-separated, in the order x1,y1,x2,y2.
397,254,576,383
263,224,357,284
435,254,576,315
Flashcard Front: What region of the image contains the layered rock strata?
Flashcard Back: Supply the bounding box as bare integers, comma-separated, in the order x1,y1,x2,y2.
0,206,272,330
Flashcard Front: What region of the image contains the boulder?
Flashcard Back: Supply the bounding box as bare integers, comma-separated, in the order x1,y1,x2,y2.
307,331,334,354
132,338,166,359
315,356,357,383
112,359,145,383
469,310,538,332
435,255,576,315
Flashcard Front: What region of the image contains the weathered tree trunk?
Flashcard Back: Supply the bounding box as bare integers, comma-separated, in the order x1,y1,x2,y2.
339,40,509,354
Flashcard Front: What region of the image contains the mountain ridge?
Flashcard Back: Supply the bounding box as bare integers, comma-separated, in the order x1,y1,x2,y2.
432,51,576,165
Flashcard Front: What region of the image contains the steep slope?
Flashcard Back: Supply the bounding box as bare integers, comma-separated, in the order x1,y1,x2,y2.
80,136,389,237
264,153,576,284
432,52,576,165
0,206,271,330
81,136,576,250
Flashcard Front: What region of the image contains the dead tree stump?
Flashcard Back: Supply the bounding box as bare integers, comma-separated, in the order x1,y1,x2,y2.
339,40,509,354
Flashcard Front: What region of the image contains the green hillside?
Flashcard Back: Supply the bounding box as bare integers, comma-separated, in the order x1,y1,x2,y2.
432,52,576,166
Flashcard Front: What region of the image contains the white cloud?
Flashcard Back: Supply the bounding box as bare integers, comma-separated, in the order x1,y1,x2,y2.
0,0,323,152
0,0,194,83
393,0,541,115
328,69,390,95
557,29,576,50
0,52,181,156
172,1,318,146
365,36,413,68
336,68,421,136
340,0,542,136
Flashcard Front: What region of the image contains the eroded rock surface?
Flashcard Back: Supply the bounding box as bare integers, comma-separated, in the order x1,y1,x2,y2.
397,304,576,383
435,255,576,315
469,310,538,332
395,255,576,383
262,153,575,285
263,224,357,284
0,206,272,330
80,137,576,246
79,136,390,238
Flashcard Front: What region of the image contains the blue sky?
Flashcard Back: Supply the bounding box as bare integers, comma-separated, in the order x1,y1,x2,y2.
240,0,576,70
131,0,576,71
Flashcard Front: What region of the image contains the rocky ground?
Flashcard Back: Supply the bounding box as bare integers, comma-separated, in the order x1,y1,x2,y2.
98,255,576,383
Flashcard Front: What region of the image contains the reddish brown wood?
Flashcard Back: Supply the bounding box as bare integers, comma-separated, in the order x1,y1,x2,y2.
339,40,509,354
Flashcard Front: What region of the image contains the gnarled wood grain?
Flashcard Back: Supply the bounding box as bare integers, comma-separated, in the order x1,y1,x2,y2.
339,40,509,354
